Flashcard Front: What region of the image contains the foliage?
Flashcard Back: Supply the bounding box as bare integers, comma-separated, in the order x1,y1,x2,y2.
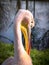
31,49,49,65
0,42,49,65
0,42,14,64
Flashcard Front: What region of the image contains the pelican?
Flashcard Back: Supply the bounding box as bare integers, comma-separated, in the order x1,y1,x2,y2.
2,9,35,65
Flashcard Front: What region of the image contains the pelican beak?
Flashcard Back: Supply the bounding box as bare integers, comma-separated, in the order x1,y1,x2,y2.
21,25,31,55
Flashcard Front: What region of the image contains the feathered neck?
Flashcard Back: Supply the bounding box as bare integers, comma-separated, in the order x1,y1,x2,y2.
13,10,31,63
13,13,26,63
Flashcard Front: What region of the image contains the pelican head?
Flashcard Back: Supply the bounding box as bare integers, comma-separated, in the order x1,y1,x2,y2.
19,9,35,55
20,9,35,29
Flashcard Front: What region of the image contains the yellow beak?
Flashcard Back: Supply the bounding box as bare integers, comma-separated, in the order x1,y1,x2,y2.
20,25,31,55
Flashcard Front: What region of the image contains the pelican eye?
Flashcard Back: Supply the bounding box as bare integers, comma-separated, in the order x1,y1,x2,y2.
31,21,33,23
31,21,33,28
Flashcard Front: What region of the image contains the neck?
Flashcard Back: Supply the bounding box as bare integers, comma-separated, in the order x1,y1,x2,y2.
13,12,31,62
14,20,25,62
